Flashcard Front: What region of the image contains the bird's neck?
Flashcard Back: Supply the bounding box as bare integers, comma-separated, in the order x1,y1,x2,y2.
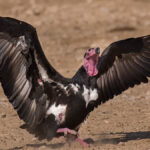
72,66,97,88
83,58,98,77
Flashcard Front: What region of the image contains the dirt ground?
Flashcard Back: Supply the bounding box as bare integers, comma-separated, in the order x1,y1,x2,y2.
0,0,150,149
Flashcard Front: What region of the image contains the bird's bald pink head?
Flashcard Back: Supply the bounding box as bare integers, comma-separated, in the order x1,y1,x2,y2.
83,47,100,76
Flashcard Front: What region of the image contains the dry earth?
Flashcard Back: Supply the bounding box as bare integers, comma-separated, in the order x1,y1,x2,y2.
0,0,150,149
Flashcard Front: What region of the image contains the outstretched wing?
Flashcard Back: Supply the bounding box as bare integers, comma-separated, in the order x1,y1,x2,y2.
0,17,65,127
97,35,150,103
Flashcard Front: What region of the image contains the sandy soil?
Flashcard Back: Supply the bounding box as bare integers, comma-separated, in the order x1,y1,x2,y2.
0,0,150,149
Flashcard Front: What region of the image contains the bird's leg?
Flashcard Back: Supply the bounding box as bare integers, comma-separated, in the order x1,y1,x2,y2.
76,137,89,147
56,128,89,147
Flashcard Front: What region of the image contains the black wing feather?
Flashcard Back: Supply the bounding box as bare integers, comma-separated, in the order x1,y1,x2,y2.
0,17,66,131
97,35,150,103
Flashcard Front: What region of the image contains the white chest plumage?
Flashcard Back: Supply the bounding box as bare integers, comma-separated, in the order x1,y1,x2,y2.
82,85,98,107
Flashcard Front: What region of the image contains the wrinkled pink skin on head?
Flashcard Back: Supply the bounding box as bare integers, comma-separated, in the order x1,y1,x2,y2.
83,48,100,76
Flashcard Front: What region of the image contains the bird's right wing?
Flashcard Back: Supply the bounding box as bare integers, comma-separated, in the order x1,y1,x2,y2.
0,17,66,129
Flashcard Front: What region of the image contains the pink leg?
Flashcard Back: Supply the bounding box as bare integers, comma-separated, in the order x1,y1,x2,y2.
76,137,89,147
56,128,89,147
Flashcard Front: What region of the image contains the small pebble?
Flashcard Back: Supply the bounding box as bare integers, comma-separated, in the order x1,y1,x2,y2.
104,120,109,124
1,113,6,118
118,142,125,146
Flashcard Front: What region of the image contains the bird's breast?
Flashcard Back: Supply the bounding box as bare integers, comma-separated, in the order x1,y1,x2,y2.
44,82,99,128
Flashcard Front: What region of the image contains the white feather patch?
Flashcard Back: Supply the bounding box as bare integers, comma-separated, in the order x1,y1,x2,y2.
16,36,28,50
82,85,98,107
70,84,79,94
90,88,98,100
82,85,89,106
34,51,53,82
46,103,67,124
57,83,69,95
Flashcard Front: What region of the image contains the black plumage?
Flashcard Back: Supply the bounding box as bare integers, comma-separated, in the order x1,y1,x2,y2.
97,35,150,102
0,17,150,145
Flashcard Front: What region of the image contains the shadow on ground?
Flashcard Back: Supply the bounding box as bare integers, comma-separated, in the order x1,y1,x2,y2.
93,131,150,145
6,142,65,150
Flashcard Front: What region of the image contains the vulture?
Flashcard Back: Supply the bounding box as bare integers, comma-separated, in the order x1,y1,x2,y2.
0,16,150,146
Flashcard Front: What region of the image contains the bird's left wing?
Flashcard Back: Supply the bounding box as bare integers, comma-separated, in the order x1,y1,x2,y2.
96,35,150,103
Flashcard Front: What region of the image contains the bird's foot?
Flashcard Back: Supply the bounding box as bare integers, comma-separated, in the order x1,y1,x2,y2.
56,128,89,147
57,128,77,135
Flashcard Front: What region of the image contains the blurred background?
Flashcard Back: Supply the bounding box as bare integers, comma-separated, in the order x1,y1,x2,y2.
1,0,150,150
